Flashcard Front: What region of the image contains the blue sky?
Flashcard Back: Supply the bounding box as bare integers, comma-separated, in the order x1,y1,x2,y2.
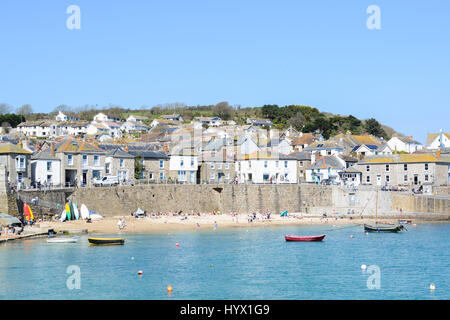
0,0,449,143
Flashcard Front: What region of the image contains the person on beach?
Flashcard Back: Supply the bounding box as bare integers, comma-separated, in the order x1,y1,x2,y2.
121,218,126,228
214,221,218,230
117,219,122,230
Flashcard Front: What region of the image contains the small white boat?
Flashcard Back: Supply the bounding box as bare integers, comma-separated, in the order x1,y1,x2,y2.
47,237,78,243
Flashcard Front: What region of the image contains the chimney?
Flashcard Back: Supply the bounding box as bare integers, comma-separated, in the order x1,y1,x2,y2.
51,142,55,156
222,147,227,161
124,143,128,152
436,150,441,160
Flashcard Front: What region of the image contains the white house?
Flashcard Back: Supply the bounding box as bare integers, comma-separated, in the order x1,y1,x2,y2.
55,111,79,122
246,118,273,127
236,152,297,184
93,112,120,122
126,115,148,123
31,149,62,186
387,135,423,153
121,121,150,133
195,117,222,127
169,153,199,184
235,136,260,156
426,131,450,150
306,155,346,184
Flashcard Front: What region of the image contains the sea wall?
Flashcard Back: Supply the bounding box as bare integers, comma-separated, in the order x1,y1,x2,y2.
3,185,449,220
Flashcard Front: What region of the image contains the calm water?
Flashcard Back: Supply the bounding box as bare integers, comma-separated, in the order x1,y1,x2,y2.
0,223,449,300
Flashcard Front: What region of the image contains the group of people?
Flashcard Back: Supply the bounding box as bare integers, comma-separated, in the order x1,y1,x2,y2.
117,218,126,230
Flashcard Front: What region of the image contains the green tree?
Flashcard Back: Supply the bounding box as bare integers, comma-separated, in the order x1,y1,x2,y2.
365,118,387,138
261,104,279,120
134,153,145,179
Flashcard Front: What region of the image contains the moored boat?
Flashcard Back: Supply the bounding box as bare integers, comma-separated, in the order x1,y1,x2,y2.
47,237,78,243
88,237,125,245
364,224,405,233
285,234,326,242
398,219,412,224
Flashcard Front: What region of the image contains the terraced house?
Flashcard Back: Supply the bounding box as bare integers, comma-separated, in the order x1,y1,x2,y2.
198,153,235,184
356,153,450,188
38,137,108,187
128,149,169,182
0,142,32,188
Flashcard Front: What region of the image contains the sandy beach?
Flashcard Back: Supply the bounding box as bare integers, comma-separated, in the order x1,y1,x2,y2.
35,212,409,235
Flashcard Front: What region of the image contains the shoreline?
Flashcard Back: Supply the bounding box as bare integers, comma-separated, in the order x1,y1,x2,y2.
34,213,448,235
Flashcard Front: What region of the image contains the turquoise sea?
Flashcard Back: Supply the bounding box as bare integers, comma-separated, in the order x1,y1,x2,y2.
0,223,449,300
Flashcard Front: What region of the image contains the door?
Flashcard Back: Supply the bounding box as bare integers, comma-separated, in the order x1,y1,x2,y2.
414,175,418,185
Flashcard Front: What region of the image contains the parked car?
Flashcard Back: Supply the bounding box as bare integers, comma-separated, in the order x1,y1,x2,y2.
93,176,119,187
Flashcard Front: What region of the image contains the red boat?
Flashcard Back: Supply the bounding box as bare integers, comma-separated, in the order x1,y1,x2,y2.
285,234,326,242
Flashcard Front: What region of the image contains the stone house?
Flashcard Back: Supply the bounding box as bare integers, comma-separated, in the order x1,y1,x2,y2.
288,151,311,182
105,148,135,183
355,153,450,188
45,137,108,187
0,142,32,189
30,148,61,187
128,150,170,182
197,152,236,184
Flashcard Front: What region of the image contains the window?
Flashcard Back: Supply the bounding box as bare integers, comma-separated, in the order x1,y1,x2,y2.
275,161,279,168
178,170,187,181
425,163,428,171
82,155,87,165
225,163,229,170
191,157,194,166
159,160,164,168
263,174,270,181
284,161,288,168
225,172,230,180
17,172,23,182
119,159,124,168
300,161,303,166
47,161,52,171
94,155,99,166
210,162,215,169
264,161,268,168
140,171,145,179
404,175,408,182
180,159,184,167
386,164,390,172
105,162,110,174
217,163,222,169
46,174,52,182
210,172,215,180
386,175,390,182
68,154,73,165
16,156,25,169
149,172,154,180
366,165,370,172
404,164,408,171
249,161,252,168
160,172,165,180
425,174,429,182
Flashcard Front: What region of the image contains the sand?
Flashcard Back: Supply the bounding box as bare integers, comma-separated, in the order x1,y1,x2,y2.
36,213,399,235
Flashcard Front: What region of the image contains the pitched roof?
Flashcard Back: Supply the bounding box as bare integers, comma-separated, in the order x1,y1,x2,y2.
52,136,106,154
291,133,315,146
309,156,345,170
106,148,134,158
288,151,311,161
360,153,448,164
0,142,32,154
426,133,450,146
128,150,169,160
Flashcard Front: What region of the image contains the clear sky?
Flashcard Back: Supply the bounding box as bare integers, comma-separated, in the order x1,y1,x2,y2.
0,0,449,143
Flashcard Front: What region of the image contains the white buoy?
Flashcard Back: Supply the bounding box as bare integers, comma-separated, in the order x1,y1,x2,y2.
361,264,367,271
430,283,435,290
